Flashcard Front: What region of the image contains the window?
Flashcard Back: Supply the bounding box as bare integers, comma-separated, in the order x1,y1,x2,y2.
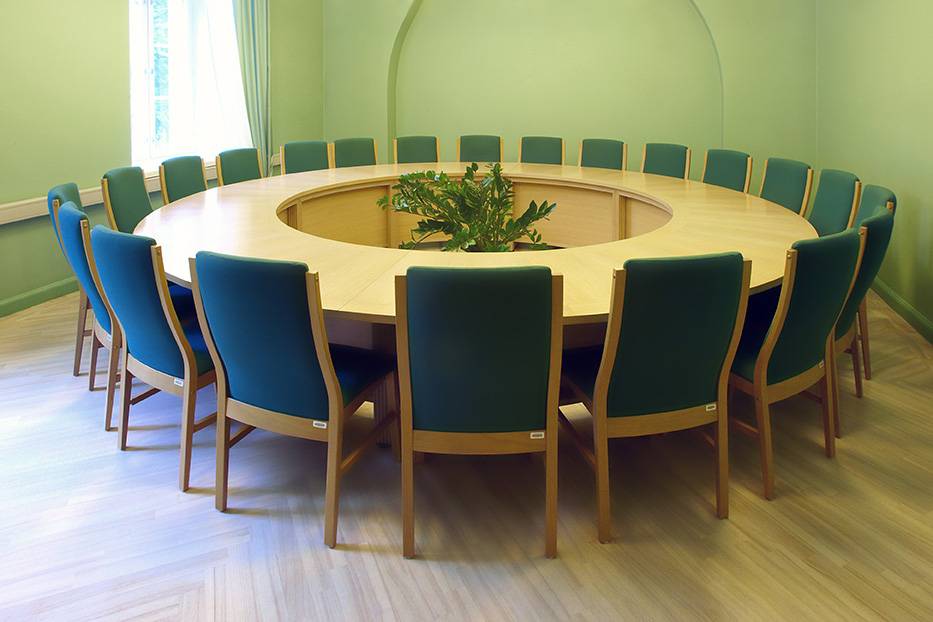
129,0,252,170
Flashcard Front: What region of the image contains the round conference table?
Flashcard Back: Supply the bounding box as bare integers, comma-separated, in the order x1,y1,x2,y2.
136,162,816,330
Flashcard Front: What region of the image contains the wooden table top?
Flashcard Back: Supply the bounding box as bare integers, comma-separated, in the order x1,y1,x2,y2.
136,162,816,324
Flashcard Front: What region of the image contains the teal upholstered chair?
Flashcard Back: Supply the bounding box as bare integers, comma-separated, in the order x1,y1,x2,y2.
457,135,503,163
393,136,439,164
159,156,208,204
280,140,330,174
216,148,263,186
191,252,396,548
641,143,691,179
91,226,215,491
849,184,897,380
833,211,895,414
48,183,91,376
519,136,564,165
730,228,864,499
702,149,753,193
759,157,813,214
579,139,627,170
395,267,562,558
561,254,750,541
333,138,377,168
807,169,861,236
57,204,119,427
101,166,153,233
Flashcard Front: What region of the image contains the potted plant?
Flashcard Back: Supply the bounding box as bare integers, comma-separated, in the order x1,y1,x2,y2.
377,162,557,252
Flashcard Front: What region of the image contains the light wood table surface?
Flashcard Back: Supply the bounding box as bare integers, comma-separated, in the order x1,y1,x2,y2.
135,162,816,325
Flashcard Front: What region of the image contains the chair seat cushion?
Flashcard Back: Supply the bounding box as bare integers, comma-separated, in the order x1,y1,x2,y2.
561,346,603,401
330,345,395,406
731,287,781,381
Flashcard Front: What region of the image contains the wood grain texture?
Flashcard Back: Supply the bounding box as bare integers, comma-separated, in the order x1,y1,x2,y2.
1,291,932,620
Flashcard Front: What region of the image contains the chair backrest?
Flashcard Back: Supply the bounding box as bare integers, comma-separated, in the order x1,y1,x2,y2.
216,148,262,185
394,136,439,164
333,138,377,168
102,166,154,233
854,184,897,225
397,266,560,433
702,149,752,193
580,139,627,170
90,226,189,378
160,155,207,204
47,182,83,251
807,169,861,236
759,157,813,214
599,254,749,417
457,135,502,163
192,252,336,419
642,143,690,179
836,210,896,339
762,229,863,384
280,140,330,174
520,136,564,165
57,203,111,334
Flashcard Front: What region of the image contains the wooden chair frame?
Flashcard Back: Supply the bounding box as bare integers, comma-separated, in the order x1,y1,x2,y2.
518,137,565,165
640,144,692,180
394,273,563,559
729,232,865,499
578,141,629,171
100,176,120,231
392,137,441,164
700,150,753,194
189,258,397,548
561,261,751,542
455,136,505,163
158,157,208,205
50,196,93,377
215,149,265,187
758,159,814,214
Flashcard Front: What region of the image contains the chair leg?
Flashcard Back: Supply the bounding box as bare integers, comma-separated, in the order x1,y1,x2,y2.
594,417,611,543
72,291,88,377
402,425,415,558
832,347,842,438
715,414,729,519
545,431,558,558
820,372,837,458
104,345,119,431
178,384,197,492
323,424,344,548
753,394,775,500
118,354,133,451
850,337,864,399
215,410,231,511
87,334,101,391
858,300,872,380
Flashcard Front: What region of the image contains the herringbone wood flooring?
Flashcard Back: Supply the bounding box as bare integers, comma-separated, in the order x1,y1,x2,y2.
0,292,931,621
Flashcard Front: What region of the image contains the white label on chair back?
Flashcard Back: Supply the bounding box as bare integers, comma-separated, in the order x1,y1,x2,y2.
173,378,184,387
706,403,717,412
530,431,545,440
312,421,328,429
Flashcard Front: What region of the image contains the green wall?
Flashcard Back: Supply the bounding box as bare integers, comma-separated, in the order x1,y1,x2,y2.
816,0,933,341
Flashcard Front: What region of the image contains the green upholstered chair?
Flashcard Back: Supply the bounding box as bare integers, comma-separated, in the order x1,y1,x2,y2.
280,140,330,174
519,136,564,165
807,169,861,236
579,139,627,170
641,143,691,179
48,183,91,377
216,148,263,186
190,252,397,548
393,136,439,164
159,156,208,204
759,157,813,214
561,254,750,542
333,138,377,168
90,226,215,492
101,166,153,233
730,228,864,499
849,184,897,380
833,211,895,415
395,267,562,558
702,149,753,193
457,135,503,163
57,204,118,426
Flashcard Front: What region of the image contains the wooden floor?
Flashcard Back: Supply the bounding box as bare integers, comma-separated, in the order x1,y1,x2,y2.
1,292,931,621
